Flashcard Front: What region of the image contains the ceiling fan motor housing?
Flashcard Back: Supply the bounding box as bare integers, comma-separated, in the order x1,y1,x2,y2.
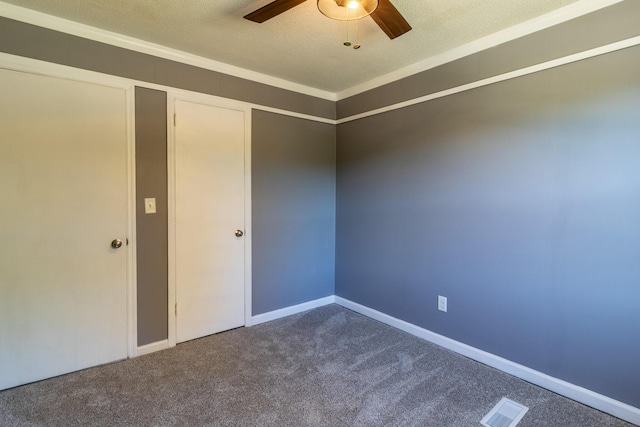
317,0,379,20
244,0,412,40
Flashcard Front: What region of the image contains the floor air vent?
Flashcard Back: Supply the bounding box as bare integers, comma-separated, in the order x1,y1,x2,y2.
480,397,529,427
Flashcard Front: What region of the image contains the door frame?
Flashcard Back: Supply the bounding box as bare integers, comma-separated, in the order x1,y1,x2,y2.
167,91,252,348
0,53,138,358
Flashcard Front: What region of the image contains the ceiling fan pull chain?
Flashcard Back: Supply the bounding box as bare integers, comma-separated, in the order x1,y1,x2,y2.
344,9,352,46
354,17,361,49
344,25,351,45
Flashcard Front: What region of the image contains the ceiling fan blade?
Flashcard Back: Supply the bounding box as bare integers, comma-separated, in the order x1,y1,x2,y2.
244,0,308,23
370,0,412,39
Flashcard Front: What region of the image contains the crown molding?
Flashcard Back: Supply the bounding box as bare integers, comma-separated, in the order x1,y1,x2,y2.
336,0,624,100
0,1,337,102
0,0,624,103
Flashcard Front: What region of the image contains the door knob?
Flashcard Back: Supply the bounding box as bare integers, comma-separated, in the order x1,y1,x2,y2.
111,239,123,249
235,230,244,237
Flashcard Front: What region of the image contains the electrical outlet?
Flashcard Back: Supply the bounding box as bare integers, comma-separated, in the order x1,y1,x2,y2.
438,295,447,312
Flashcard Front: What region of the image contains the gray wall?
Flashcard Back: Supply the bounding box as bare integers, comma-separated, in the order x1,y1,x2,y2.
252,110,336,315
3,2,639,409
135,88,169,346
335,45,640,407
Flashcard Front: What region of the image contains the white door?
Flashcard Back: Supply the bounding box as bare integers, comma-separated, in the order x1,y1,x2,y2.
174,100,245,343
0,68,130,390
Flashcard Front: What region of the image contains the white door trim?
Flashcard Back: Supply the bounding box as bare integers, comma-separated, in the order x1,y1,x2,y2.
243,108,253,331
0,54,138,359
167,90,252,348
125,82,138,358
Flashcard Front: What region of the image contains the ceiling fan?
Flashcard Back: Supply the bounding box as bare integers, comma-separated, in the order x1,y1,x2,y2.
244,0,412,40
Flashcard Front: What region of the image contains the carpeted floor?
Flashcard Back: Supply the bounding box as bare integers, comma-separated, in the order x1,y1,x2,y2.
0,304,634,426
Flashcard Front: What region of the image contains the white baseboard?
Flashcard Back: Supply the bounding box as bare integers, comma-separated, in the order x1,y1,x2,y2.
334,296,640,426
136,339,170,357
134,296,336,356
248,295,336,326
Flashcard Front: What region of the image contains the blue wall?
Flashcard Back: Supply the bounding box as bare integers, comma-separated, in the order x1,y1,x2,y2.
252,110,336,315
335,47,640,406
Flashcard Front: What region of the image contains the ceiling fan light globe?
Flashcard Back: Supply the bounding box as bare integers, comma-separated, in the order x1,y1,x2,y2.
317,0,379,21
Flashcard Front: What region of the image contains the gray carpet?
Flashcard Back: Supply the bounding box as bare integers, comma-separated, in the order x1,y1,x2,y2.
0,304,634,426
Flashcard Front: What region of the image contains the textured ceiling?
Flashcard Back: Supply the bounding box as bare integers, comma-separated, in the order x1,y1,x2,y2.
1,0,583,93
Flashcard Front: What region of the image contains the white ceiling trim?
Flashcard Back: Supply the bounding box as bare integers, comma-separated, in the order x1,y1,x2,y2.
336,0,624,100
0,1,337,101
0,0,623,102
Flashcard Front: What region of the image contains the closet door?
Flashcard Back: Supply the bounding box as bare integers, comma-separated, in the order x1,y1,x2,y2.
174,100,245,343
0,69,130,390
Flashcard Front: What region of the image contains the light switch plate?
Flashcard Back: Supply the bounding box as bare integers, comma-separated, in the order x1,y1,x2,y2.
144,198,156,214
